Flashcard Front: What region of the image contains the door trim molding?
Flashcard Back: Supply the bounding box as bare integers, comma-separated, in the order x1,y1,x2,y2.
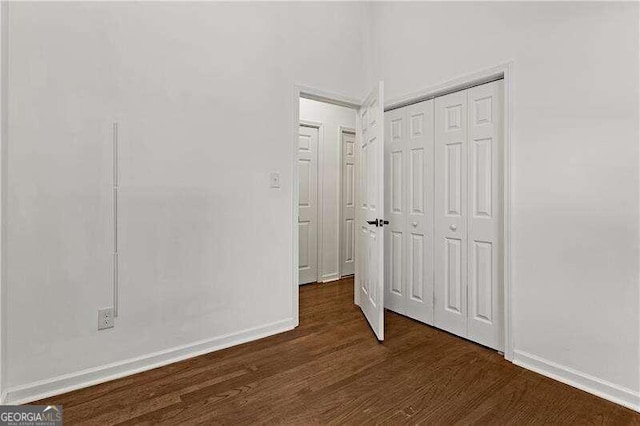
385,63,508,112
293,85,361,326
297,85,361,110
514,350,640,412
5,318,295,405
384,61,514,361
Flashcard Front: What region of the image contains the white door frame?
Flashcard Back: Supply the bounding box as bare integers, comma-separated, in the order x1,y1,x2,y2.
338,126,356,279
385,62,514,361
292,85,361,327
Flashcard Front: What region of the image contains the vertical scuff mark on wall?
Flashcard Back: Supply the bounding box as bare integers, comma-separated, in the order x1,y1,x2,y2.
636,0,640,404
113,122,119,317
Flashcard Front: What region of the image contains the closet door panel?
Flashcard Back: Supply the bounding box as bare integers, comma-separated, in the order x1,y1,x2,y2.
434,90,468,338
467,80,503,350
384,107,407,314
405,100,434,324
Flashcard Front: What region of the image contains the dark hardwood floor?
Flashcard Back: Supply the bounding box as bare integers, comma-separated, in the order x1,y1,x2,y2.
37,277,639,424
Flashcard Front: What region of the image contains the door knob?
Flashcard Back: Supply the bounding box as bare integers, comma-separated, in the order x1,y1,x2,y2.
367,219,390,227
449,224,457,231
412,221,418,227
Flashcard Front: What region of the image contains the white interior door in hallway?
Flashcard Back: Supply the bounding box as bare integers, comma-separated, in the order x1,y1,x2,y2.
384,79,504,351
299,124,319,285
341,130,356,277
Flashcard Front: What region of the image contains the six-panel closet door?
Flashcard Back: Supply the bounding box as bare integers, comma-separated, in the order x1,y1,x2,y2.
383,80,503,351
434,90,469,338
384,107,406,314
384,100,434,325
434,80,503,350
465,81,503,350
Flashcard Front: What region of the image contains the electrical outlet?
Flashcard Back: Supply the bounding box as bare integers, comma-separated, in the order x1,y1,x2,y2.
98,307,115,330
270,171,280,188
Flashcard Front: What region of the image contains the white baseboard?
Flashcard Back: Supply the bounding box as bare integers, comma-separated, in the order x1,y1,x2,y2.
513,350,640,413
5,318,295,405
320,273,340,283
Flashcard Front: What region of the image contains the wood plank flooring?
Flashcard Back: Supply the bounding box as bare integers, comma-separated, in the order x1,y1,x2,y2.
36,277,640,424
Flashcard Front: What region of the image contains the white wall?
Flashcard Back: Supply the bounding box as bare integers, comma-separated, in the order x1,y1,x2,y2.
372,1,639,408
4,0,640,411
299,99,356,282
5,2,368,399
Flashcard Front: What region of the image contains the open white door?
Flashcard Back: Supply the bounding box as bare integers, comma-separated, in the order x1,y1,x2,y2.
355,82,385,341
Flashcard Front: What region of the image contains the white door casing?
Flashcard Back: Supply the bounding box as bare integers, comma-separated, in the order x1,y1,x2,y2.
341,130,356,277
434,89,469,338
466,80,503,350
356,82,385,341
298,124,319,285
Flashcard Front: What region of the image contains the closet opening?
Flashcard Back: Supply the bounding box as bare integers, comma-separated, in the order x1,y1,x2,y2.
384,78,507,352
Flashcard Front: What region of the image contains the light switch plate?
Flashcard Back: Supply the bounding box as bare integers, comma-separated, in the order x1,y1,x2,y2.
270,171,280,188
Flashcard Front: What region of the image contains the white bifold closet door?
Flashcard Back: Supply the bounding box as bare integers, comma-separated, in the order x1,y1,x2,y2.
465,81,503,349
434,89,469,337
434,80,503,350
341,131,356,277
383,79,503,351
384,100,434,325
